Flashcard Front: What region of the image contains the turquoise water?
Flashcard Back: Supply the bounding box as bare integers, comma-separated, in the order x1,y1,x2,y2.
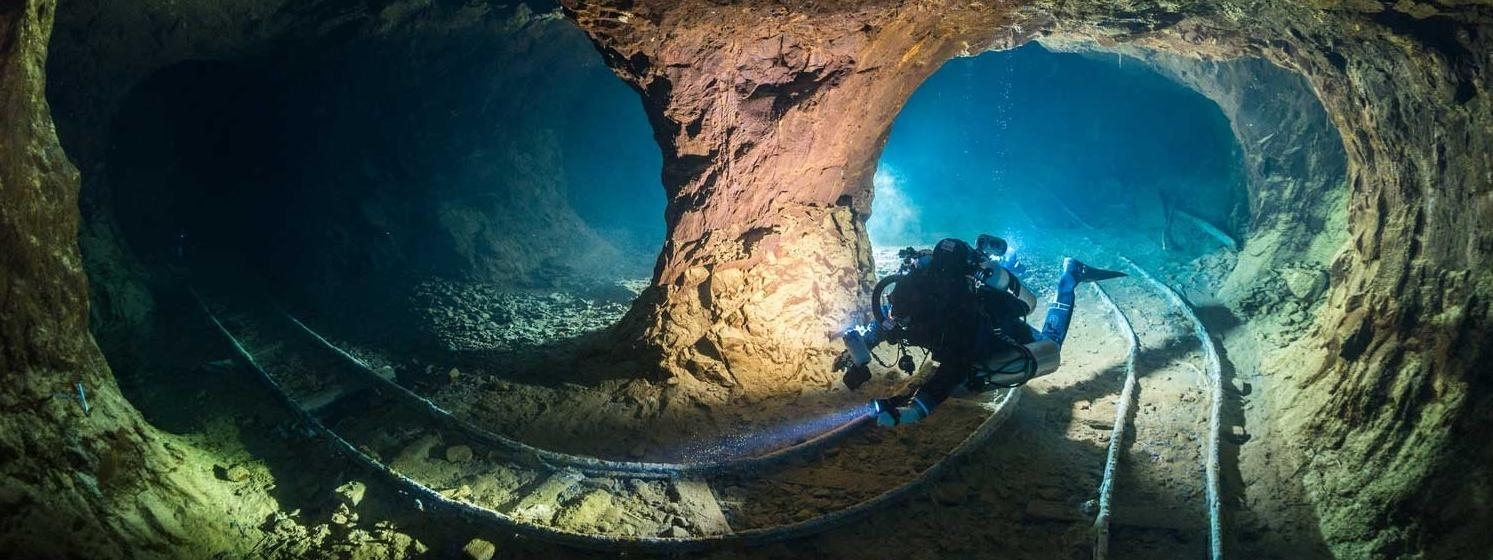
870,43,1244,250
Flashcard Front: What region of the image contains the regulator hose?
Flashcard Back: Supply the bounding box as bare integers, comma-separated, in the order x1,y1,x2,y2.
871,274,904,325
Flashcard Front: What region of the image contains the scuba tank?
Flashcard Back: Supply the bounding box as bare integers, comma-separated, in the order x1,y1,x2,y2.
968,338,1061,390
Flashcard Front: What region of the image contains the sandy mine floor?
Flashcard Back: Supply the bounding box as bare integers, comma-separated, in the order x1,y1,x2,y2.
119,214,1334,558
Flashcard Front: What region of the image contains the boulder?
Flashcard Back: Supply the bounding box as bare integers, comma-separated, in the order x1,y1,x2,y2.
1280,268,1327,302
461,538,496,560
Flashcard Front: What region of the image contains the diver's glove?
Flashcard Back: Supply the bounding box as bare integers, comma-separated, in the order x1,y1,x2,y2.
874,405,927,427
871,398,928,427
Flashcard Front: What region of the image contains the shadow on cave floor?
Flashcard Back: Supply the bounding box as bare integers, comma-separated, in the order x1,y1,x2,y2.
111,283,435,551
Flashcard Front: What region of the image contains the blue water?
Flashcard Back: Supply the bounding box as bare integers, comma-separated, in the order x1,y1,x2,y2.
870,43,1244,249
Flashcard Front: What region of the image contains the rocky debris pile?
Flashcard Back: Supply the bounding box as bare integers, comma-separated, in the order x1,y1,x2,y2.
409,278,644,352
251,478,429,559
1234,263,1329,342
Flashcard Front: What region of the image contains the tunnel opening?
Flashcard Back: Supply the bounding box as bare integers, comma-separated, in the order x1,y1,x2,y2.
870,43,1247,277
62,7,920,478
864,41,1351,558
65,3,925,484
95,17,664,364
53,9,699,464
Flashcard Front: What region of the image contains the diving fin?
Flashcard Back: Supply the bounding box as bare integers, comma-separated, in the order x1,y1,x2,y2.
1064,257,1127,283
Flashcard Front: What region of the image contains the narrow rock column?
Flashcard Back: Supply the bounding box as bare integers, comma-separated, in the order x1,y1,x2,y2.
564,1,1005,397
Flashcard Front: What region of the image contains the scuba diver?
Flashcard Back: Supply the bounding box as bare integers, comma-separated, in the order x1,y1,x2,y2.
834,234,1125,427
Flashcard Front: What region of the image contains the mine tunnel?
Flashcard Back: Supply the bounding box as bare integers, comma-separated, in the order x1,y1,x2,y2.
870,43,1255,262
98,21,663,359
2,1,1490,559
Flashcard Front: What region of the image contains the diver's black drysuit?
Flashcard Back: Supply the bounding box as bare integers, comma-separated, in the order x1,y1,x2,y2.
838,236,1123,427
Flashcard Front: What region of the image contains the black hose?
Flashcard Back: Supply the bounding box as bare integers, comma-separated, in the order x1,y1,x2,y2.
870,274,903,325
278,307,868,479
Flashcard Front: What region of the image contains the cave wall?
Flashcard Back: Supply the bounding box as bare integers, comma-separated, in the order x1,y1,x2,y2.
563,0,1492,555
1,1,244,555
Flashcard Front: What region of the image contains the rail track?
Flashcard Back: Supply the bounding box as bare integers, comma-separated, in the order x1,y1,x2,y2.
1090,282,1141,560
191,286,1026,551
189,215,1216,554
281,309,869,480
1046,197,1230,559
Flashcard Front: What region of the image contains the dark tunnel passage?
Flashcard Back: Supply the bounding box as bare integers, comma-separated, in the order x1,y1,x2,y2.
96,18,664,356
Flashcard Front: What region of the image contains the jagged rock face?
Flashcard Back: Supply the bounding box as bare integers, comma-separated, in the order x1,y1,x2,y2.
565,0,1492,554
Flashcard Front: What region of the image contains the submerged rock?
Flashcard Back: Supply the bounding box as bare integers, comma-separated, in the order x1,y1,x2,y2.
1280,267,1328,302
334,481,367,508
216,464,251,483
462,538,496,560
446,445,475,463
